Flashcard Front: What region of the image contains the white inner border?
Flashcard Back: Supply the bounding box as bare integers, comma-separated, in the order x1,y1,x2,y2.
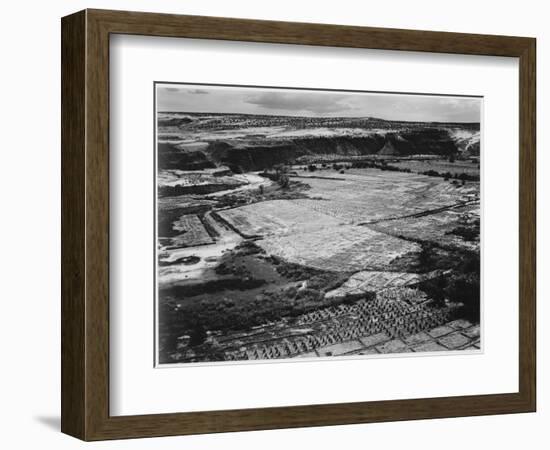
110,34,519,416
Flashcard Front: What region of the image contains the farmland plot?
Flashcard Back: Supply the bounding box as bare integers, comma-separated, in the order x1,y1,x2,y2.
217,199,343,237
258,225,419,272
216,170,478,271
170,215,213,247
192,288,477,363
325,270,443,299
290,171,478,224
158,196,216,212
368,204,480,250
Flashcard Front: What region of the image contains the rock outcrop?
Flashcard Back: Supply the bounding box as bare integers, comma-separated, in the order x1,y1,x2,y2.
158,143,215,170
157,113,478,171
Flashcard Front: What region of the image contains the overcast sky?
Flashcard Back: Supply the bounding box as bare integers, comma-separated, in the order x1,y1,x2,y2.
156,84,481,123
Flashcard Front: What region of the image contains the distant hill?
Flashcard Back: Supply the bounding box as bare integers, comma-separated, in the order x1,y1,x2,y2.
157,112,480,171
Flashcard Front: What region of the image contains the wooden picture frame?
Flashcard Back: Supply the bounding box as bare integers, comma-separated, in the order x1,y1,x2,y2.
61,9,536,441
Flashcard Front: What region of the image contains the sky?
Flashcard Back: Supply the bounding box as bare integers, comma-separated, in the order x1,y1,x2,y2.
156,84,481,123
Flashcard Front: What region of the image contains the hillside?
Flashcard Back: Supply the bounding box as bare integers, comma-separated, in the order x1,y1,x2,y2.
157,112,480,171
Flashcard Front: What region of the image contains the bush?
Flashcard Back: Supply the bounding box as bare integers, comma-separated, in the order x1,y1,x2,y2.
447,224,479,242
418,243,435,268
422,169,441,177
418,250,480,322
446,273,480,322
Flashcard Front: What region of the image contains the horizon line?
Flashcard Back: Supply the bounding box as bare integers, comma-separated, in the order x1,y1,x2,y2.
157,110,481,125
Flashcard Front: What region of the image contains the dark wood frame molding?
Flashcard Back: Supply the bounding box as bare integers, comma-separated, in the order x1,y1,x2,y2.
61,9,536,441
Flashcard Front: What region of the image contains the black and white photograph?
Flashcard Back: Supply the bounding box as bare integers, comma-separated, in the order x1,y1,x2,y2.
156,83,482,365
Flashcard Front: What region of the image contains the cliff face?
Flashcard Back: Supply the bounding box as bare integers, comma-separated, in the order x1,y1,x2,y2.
378,129,457,157
157,113,477,172
207,135,385,171
203,129,457,171
158,143,215,170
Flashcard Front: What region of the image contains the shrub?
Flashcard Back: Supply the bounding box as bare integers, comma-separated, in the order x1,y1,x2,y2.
418,243,435,268
418,250,480,322
422,169,441,177
446,273,480,322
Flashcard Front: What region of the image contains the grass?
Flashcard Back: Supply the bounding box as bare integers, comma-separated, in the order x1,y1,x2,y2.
391,159,480,178
157,242,361,362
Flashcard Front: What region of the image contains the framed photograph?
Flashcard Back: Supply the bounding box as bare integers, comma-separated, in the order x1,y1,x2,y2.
61,9,536,440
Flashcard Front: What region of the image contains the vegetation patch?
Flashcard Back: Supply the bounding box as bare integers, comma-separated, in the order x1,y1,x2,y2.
158,242,364,362
417,248,480,322
446,217,480,242
159,255,201,267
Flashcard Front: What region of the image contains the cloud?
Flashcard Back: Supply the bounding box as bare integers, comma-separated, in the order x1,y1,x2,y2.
160,87,210,94
245,92,350,114
188,89,210,94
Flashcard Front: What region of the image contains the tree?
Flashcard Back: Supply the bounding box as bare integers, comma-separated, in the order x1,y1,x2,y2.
273,164,290,189
279,173,290,189
273,164,284,178
418,243,434,269
445,273,480,322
